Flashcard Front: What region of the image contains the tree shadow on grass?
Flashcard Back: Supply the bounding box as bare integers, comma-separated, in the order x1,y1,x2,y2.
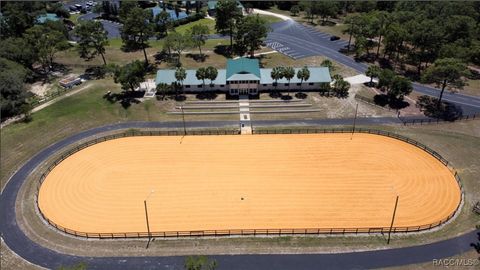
173,94,187,102
214,45,231,58
186,53,209,62
417,95,464,121
295,92,308,99
196,92,218,100
154,50,169,61
373,94,409,109
103,90,144,109
378,58,393,70
269,92,282,99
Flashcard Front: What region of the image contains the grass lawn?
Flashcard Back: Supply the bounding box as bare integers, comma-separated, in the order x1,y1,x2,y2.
55,39,230,69
69,13,82,25
253,14,284,24
265,6,292,17
107,38,164,49
173,18,216,34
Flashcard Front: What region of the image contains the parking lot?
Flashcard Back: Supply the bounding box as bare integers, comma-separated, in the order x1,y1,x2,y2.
266,21,349,60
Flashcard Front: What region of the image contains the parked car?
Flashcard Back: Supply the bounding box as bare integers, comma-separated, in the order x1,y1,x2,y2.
330,35,340,41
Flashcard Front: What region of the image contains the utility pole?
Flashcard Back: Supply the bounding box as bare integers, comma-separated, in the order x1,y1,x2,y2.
387,195,399,244
351,103,358,139
181,105,187,135
144,189,154,248
144,200,151,245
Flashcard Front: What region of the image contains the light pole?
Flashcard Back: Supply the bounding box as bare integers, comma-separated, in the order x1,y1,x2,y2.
387,185,399,244
351,103,358,139
144,189,154,248
181,105,187,135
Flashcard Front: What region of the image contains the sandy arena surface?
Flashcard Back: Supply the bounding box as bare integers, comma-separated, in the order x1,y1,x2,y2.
38,134,461,234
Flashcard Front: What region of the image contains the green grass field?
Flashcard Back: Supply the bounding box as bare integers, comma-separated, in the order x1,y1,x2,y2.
254,14,284,24
173,18,216,34
69,13,82,25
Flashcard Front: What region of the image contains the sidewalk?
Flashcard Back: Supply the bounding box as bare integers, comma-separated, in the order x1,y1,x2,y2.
239,95,252,134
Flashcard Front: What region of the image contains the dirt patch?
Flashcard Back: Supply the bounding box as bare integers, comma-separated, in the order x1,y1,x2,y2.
29,83,51,98
38,134,459,234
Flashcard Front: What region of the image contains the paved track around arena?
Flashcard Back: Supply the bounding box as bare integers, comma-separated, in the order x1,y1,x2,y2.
39,133,460,235
1,122,478,270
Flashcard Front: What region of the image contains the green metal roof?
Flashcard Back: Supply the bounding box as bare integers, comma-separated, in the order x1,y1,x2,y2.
36,13,60,24
226,58,260,81
260,67,331,84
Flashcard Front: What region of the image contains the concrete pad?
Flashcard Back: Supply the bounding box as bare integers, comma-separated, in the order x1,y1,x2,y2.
344,75,378,85
252,9,292,21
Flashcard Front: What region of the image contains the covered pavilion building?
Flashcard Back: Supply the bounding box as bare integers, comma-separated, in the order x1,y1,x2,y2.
155,58,331,96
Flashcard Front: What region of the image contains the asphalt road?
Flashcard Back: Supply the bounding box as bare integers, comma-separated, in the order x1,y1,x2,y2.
1,121,479,270
267,20,480,114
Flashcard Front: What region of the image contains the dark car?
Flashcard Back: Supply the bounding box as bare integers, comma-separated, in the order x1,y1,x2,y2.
330,35,340,41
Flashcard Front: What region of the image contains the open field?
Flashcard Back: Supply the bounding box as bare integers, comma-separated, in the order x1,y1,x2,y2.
55,39,230,68
173,18,216,34
38,133,460,235
255,14,284,24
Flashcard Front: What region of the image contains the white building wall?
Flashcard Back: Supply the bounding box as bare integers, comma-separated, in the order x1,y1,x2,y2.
229,83,259,90
258,82,326,91
183,84,229,92
181,82,328,93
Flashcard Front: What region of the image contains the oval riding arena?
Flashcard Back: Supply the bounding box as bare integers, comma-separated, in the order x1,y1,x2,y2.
37,130,462,238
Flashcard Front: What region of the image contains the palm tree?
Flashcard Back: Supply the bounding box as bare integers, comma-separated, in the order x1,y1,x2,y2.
297,66,310,91
156,82,170,100
321,59,334,73
175,67,187,95
196,67,207,91
283,67,295,96
205,66,218,89
366,65,381,86
271,67,284,95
